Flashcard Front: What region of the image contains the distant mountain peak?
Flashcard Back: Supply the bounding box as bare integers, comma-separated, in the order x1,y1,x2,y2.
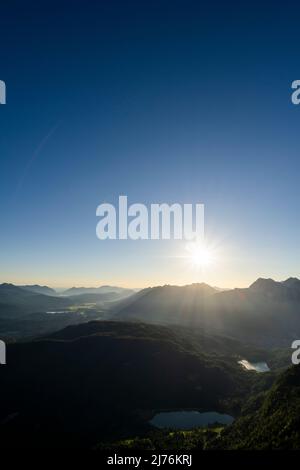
282,277,300,288
249,277,300,293
20,284,57,296
249,278,279,291
186,282,214,288
0,283,23,291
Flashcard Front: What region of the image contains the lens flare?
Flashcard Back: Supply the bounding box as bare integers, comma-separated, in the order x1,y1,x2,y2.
185,241,215,268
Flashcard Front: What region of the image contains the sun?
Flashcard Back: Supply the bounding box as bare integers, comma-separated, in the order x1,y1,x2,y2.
185,241,215,268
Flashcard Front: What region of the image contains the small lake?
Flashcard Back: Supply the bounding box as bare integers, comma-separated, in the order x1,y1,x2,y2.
238,359,270,372
150,411,234,430
46,311,70,314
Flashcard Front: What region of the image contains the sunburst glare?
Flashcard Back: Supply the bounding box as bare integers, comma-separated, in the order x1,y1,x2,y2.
185,241,217,269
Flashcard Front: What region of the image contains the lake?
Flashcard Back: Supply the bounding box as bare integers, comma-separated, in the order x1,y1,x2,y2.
238,359,270,372
150,410,234,430
46,311,70,314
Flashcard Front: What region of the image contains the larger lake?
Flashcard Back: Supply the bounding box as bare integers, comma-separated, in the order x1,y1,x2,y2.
150,411,234,430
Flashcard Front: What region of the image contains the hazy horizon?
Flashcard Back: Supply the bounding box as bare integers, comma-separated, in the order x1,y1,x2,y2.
1,274,298,291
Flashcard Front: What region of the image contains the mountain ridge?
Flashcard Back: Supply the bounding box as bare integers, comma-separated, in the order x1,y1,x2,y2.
115,277,300,347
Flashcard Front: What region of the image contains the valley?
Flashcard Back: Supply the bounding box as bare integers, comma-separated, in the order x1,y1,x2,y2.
0,278,298,450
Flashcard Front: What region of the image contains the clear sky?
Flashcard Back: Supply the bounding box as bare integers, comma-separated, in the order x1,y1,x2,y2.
1,1,300,288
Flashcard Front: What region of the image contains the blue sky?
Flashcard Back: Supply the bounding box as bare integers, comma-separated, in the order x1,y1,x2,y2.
1,1,300,288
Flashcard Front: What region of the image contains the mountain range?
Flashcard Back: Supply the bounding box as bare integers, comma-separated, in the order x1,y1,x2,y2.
0,283,72,319
1,277,300,347
0,283,134,319
115,278,300,347
0,320,282,449
60,285,135,297
18,285,57,296
0,283,134,339
0,280,297,449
